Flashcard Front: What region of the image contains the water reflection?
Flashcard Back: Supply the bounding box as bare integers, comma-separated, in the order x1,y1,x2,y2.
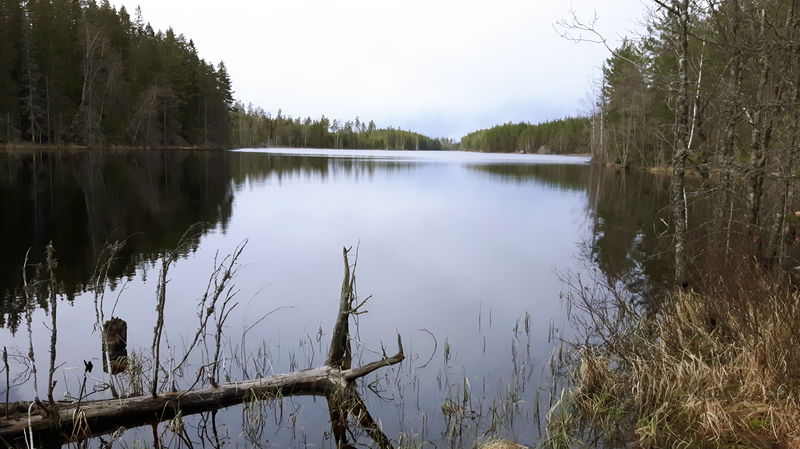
230,151,419,186
0,150,424,329
468,163,590,192
584,168,673,299
0,148,680,447
472,162,675,298
0,150,233,329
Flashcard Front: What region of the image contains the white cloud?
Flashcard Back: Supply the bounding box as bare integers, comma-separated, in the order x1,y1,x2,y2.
115,0,648,138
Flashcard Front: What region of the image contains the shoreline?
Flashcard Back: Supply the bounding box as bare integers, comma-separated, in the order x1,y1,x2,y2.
0,143,596,159
0,143,231,152
0,144,717,179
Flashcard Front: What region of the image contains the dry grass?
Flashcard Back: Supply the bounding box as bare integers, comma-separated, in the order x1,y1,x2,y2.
479,438,528,449
564,264,800,449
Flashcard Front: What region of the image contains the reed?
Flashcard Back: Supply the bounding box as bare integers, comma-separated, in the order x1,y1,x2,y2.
557,260,800,448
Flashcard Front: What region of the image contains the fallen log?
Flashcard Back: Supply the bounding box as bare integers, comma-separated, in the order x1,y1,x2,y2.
0,247,404,448
0,351,403,446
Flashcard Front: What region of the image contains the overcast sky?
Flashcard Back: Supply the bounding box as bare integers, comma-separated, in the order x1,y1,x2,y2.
113,0,648,139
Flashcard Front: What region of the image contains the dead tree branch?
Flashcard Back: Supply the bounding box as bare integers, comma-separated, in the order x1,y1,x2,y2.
0,246,404,449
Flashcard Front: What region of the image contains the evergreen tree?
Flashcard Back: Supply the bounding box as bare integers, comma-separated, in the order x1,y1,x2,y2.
0,0,24,142
0,1,234,146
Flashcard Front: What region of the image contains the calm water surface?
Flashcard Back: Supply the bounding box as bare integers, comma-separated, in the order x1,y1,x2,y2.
0,148,672,447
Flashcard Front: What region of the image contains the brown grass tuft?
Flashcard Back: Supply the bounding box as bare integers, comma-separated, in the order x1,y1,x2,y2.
479,439,528,449
564,262,800,449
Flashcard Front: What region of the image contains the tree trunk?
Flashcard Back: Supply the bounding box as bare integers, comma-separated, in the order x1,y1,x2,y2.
747,9,773,236
670,0,692,285
0,361,399,446
772,0,800,264
715,1,743,252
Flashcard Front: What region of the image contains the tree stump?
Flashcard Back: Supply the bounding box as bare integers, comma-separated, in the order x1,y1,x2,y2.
102,317,128,374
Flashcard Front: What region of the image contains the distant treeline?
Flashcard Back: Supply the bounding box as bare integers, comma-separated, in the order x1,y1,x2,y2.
459,117,591,154
230,103,456,151
0,0,233,146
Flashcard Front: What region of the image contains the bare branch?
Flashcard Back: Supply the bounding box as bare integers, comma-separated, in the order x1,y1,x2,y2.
555,8,645,71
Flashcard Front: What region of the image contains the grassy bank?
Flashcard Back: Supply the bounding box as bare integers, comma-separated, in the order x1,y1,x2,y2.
549,262,800,448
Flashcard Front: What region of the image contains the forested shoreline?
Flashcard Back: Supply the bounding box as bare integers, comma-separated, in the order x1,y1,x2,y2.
463,0,800,178
0,0,445,151
229,103,456,151
459,117,590,154
3,0,797,204
586,0,800,273
0,0,235,146
0,0,591,154
589,1,799,177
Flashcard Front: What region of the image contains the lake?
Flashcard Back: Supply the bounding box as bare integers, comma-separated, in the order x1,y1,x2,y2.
0,148,673,448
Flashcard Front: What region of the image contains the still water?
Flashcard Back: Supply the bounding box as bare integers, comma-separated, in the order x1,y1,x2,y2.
0,148,672,447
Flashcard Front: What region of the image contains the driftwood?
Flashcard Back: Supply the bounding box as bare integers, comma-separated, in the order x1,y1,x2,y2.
0,247,404,448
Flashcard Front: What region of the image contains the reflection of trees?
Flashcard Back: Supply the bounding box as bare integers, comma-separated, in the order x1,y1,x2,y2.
473,163,792,305
230,152,416,186
0,150,420,330
472,163,675,300
584,168,673,300
1,150,703,330
468,163,590,192
0,150,233,329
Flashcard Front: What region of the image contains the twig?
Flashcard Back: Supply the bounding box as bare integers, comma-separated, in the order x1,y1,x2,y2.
152,224,204,397
45,243,58,405
4,347,9,418
554,8,645,71
21,249,40,403
342,334,404,382
172,241,246,383
417,329,438,369
91,238,128,399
